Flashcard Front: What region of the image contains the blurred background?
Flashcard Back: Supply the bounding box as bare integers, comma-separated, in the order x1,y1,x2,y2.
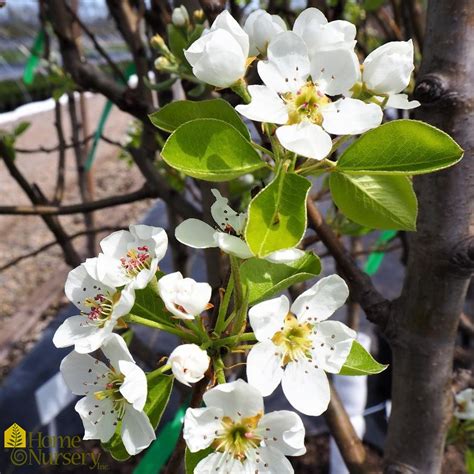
0,1,469,473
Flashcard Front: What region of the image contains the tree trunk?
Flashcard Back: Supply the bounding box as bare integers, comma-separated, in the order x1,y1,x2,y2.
384,1,474,472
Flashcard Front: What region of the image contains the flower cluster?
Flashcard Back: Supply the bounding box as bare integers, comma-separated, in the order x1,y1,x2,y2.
55,224,213,455
185,8,418,160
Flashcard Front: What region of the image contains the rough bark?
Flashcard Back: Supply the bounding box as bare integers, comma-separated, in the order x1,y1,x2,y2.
384,1,474,472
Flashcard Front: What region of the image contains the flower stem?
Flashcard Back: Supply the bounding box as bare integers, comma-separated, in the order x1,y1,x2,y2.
215,277,234,335
213,332,256,348
148,364,172,381
251,141,274,158
183,319,211,342
213,356,227,384
231,78,251,103
127,314,199,342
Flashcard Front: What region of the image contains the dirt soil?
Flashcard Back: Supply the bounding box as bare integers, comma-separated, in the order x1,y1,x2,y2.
0,94,153,380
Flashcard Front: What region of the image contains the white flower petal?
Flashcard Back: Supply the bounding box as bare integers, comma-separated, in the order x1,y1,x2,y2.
183,407,223,452
291,274,349,323
99,230,135,259
175,218,218,249
264,248,306,264
95,253,128,288
311,48,360,96
60,351,109,395
246,340,284,396
215,232,254,259
258,31,310,93
113,286,136,317
76,396,117,442
101,333,135,368
129,224,168,262
210,189,247,234
203,379,264,419
293,8,327,38
246,446,294,473
363,40,415,94
386,93,420,110
236,85,288,125
276,122,332,160
322,98,383,135
185,29,247,88
282,359,330,415
260,411,306,456
455,389,474,420
65,262,114,313
244,9,287,56
249,295,289,341
195,453,240,474
311,320,356,373
121,407,156,455
211,10,249,57
169,344,210,386
119,360,148,411
53,315,100,350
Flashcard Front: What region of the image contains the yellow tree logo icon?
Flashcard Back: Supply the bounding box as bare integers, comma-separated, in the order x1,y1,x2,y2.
4,423,26,448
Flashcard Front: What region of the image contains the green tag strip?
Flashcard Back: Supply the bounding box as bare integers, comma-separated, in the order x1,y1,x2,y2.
133,403,187,474
363,230,397,275
23,29,45,85
84,63,136,171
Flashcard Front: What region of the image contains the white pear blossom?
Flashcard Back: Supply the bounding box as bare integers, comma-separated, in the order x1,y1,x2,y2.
175,189,305,261
168,344,210,386
60,334,155,455
90,224,168,291
236,31,382,160
246,274,356,416
244,9,287,56
158,272,212,320
53,259,135,354
184,379,306,473
172,5,189,27
184,10,249,88
361,40,420,110
454,388,474,420
293,7,357,55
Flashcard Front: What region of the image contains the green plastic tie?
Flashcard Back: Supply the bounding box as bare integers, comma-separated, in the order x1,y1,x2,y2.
364,230,397,275
23,29,45,85
133,403,187,474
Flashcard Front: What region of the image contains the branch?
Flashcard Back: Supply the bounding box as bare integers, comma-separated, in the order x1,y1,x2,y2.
198,0,226,23
0,185,156,215
0,226,125,273
306,199,390,328
324,384,369,474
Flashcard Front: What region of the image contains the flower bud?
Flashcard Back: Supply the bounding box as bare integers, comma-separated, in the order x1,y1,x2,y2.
244,9,286,56
169,344,210,386
150,34,167,51
193,9,206,24
184,10,249,88
172,5,189,28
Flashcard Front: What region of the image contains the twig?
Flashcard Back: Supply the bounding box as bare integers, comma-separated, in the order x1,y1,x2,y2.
0,185,156,216
0,226,125,273
324,383,369,474
306,199,390,328
53,99,67,203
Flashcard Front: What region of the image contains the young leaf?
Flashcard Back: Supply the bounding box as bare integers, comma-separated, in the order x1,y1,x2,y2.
329,172,417,231
102,374,174,461
241,252,321,305
167,24,188,64
131,284,170,326
336,120,463,175
245,171,311,257
161,118,265,181
339,340,388,376
149,99,250,139
185,447,213,473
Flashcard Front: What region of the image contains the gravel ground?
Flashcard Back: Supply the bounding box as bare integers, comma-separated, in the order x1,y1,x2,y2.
0,94,153,377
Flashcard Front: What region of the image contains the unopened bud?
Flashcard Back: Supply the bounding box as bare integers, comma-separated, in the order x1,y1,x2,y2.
172,5,189,27
193,9,206,24
150,34,167,51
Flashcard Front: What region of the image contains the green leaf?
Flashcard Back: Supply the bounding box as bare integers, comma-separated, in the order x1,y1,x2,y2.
149,99,250,139
185,447,213,473
245,171,311,257
161,118,265,181
167,24,188,63
329,172,417,231
13,121,30,137
339,340,388,376
363,0,386,11
336,120,463,175
131,282,171,326
241,252,321,305
102,374,174,461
